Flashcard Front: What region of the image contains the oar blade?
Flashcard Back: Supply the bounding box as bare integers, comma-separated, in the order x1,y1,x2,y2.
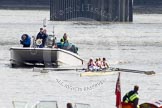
110,67,156,75
144,71,156,75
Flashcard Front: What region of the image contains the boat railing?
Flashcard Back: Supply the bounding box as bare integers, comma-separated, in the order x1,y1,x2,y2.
12,101,90,108
31,101,58,108
12,101,28,108
74,103,91,108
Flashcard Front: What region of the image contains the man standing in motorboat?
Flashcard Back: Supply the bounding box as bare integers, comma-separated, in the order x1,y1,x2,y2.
20,34,31,47
36,28,48,48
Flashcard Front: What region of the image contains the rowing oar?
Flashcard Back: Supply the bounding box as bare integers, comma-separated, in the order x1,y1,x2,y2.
33,67,86,73
110,67,156,75
42,68,86,71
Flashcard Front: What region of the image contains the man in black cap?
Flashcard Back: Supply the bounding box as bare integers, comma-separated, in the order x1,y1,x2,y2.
36,28,47,48
123,85,139,108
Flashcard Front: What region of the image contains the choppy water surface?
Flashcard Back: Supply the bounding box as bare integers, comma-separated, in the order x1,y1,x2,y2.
0,9,162,108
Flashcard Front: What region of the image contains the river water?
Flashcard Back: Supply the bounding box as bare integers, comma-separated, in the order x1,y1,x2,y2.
0,9,162,108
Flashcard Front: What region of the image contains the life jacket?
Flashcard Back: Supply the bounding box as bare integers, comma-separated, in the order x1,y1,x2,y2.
60,37,69,44
124,92,139,103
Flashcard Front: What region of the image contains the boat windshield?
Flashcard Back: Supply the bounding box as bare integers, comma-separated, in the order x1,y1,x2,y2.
33,101,58,108
74,103,90,108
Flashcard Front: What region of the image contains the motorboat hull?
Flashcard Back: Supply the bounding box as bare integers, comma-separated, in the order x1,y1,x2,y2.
10,47,83,67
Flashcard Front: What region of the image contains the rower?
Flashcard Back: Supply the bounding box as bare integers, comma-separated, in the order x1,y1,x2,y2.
87,58,101,71
87,58,96,71
101,57,109,69
95,58,102,68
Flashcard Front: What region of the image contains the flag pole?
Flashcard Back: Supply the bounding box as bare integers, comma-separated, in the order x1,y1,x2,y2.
115,72,121,108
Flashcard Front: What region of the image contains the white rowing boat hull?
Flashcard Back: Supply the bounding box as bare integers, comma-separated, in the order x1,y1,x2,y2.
10,47,83,67
80,71,117,77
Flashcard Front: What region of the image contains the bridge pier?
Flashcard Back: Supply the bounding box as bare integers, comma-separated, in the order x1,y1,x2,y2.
50,0,133,22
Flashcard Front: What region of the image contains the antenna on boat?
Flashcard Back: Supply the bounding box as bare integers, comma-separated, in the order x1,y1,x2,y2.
43,18,47,28
52,25,55,36
52,25,57,47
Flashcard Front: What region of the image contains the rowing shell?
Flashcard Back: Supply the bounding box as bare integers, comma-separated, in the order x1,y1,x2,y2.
80,71,117,77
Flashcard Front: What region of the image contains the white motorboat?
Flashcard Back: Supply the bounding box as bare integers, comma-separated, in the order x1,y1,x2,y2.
12,100,90,108
10,47,83,67
10,24,83,68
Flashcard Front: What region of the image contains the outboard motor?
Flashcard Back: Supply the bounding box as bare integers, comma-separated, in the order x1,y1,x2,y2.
56,42,78,54
46,35,56,48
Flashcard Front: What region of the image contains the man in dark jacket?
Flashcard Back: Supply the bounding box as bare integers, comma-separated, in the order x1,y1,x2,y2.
123,85,139,108
20,34,31,47
36,28,47,48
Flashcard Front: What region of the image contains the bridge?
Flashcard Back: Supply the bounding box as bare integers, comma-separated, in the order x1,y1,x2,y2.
50,0,133,22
